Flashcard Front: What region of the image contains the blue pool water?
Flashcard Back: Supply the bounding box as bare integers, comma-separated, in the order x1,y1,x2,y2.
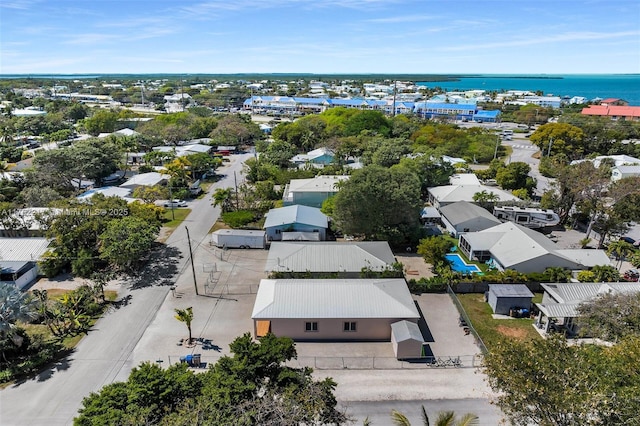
445,254,481,274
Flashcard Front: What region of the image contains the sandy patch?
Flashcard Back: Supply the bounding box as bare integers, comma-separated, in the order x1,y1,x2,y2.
496,325,529,339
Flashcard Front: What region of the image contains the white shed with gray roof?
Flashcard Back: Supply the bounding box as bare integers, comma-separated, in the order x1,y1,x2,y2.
391,320,425,359
252,278,419,341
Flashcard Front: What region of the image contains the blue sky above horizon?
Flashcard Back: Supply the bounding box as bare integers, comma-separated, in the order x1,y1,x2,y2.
1,0,639,75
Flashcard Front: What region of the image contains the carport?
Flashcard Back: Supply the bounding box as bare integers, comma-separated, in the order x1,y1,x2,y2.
391,320,424,360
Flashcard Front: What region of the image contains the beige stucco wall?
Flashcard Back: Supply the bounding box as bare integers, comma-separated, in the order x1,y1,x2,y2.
265,317,418,341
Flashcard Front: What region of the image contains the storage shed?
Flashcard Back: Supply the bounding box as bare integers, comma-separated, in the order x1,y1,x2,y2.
488,284,534,315
391,320,424,360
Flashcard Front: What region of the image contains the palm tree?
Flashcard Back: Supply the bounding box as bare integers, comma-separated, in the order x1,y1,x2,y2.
174,307,194,344
391,406,479,426
544,267,571,283
212,187,235,213
606,240,634,270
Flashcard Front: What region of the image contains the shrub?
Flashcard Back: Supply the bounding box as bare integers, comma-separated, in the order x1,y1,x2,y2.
221,210,255,228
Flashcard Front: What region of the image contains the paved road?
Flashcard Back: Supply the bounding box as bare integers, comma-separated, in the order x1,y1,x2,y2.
502,134,553,195
0,153,252,426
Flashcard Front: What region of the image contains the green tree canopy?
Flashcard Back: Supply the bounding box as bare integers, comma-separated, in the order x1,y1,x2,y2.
98,216,159,271
331,165,421,245
75,333,346,426
484,335,640,426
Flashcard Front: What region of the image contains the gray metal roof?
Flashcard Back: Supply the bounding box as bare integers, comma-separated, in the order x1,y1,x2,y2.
0,238,50,261
252,279,420,319
536,302,582,318
439,201,501,227
119,172,169,188
266,241,395,272
391,320,424,343
263,205,328,229
287,175,349,194
0,260,32,273
555,250,611,267
541,282,640,304
428,184,520,203
489,284,534,298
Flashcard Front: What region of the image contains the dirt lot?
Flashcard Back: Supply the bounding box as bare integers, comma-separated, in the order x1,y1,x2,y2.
395,253,434,280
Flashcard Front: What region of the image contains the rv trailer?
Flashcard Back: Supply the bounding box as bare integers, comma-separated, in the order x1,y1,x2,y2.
493,206,560,229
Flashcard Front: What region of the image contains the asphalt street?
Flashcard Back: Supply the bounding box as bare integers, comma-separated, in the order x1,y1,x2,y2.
0,153,252,426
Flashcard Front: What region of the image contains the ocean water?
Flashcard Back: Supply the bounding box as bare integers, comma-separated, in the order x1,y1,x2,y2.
417,74,640,106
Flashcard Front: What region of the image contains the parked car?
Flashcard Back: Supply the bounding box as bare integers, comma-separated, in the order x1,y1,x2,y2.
621,236,636,245
623,269,639,282
163,199,187,208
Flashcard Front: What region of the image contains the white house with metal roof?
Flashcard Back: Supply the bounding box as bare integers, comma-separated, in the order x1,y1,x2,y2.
77,186,134,202
263,205,328,241
535,282,640,335
611,165,640,181
0,237,51,289
266,241,396,277
290,147,335,167
427,174,520,209
439,201,502,237
459,222,610,273
282,175,349,208
119,172,169,190
251,278,420,341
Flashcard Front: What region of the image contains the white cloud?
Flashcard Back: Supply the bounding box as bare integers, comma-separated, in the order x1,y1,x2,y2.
437,30,640,52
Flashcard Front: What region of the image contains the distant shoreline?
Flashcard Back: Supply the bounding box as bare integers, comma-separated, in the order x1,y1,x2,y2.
0,73,635,80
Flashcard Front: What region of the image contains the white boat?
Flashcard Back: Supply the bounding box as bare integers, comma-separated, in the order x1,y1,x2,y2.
493,206,560,229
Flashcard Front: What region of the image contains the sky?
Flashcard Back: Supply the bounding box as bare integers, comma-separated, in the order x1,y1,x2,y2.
1,0,639,75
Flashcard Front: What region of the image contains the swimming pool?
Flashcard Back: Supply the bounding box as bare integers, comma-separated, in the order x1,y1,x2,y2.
445,253,482,274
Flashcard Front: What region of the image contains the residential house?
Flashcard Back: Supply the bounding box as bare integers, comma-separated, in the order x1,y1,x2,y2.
0,237,51,289
439,201,502,237
535,282,640,335
290,147,335,167
459,222,610,274
263,205,328,241
581,105,640,121
119,172,169,190
77,186,134,202
265,241,396,277
427,174,520,209
251,278,420,341
282,175,349,208
611,165,640,181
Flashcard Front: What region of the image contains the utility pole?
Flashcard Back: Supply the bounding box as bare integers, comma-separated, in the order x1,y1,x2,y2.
234,171,239,209
168,186,175,220
494,134,500,160
392,80,397,117
185,226,199,296
547,137,554,157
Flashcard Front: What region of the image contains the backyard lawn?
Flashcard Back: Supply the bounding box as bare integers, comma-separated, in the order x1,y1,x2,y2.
457,292,542,349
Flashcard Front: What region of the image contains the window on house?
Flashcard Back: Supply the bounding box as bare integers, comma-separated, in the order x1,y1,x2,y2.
305,322,318,332
343,322,357,332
